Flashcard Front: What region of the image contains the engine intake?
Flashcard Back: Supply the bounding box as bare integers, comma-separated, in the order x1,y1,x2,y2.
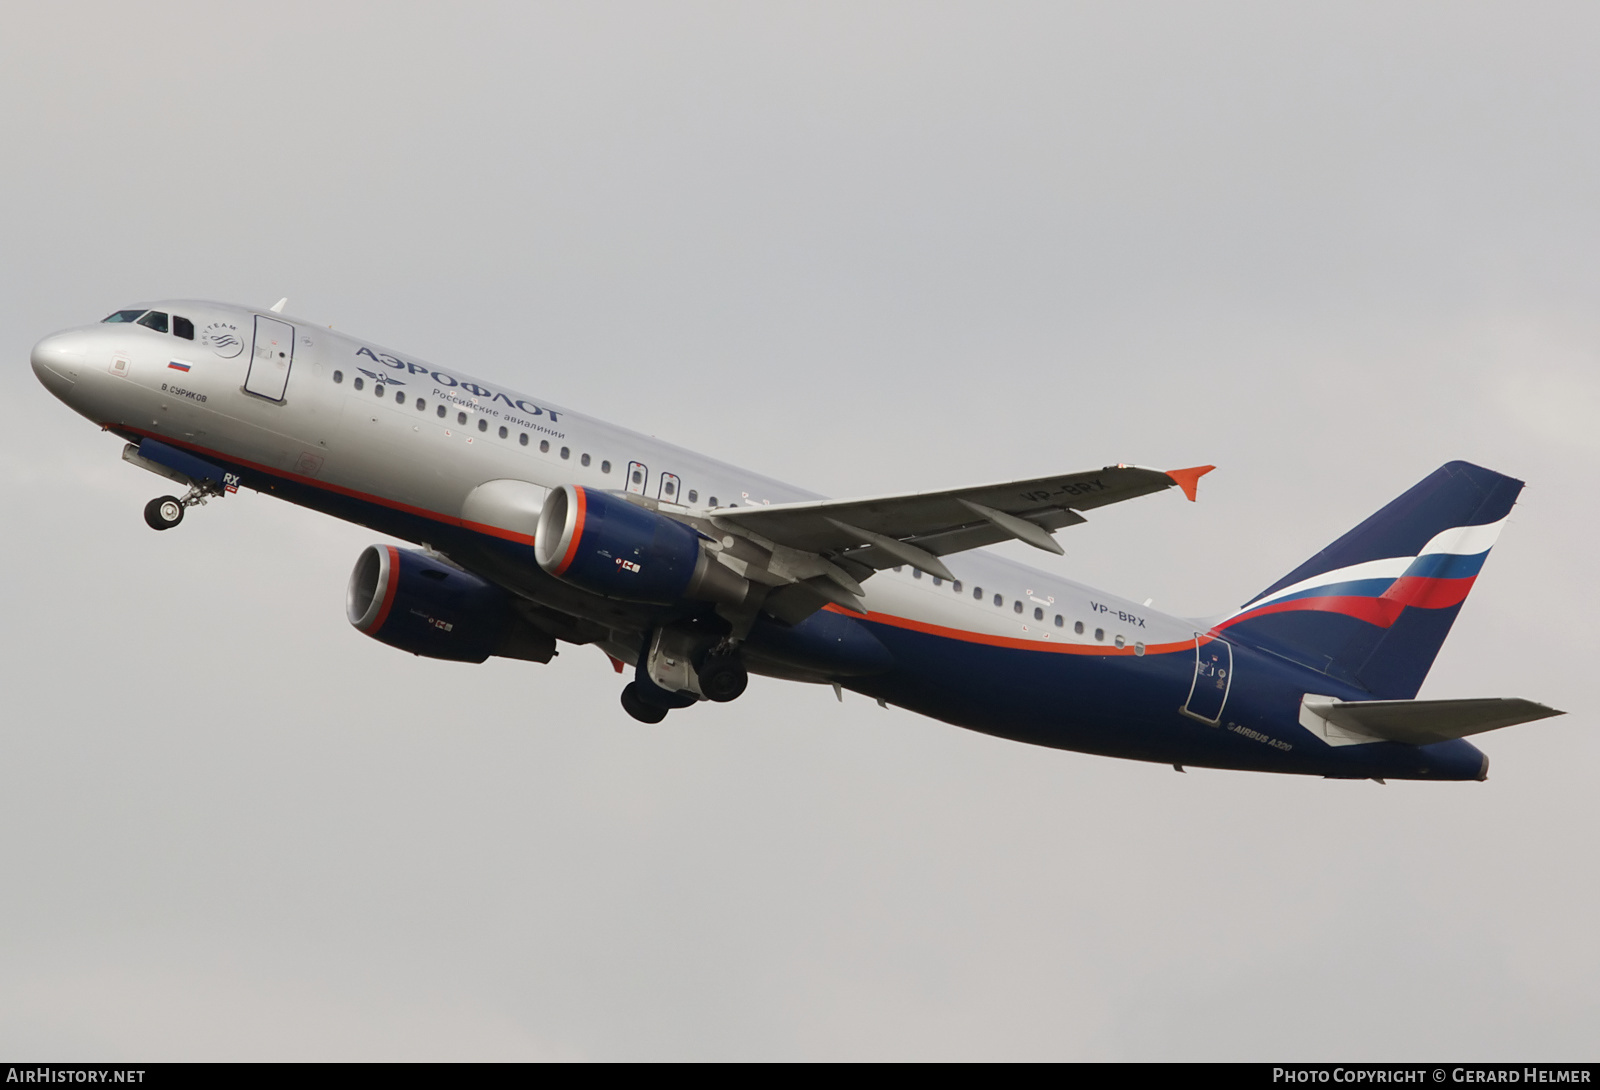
347,545,555,663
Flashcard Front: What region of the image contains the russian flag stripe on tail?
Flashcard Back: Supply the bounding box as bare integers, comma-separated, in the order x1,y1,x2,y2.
1216,462,1521,699
1402,550,1491,581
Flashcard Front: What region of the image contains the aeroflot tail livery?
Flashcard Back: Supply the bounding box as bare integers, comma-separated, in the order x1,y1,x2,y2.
31,300,1562,781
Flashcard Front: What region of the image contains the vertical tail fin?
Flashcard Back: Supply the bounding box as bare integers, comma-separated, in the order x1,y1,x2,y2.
1214,461,1522,698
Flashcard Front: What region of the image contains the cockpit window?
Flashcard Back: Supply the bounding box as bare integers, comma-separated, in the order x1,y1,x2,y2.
136,311,169,333
173,316,194,340
103,310,147,324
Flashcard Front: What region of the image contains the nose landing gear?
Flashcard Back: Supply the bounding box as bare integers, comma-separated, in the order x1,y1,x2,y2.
143,496,185,530
124,440,233,532
142,479,224,531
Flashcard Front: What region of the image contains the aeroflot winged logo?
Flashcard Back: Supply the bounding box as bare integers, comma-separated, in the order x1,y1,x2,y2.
353,346,562,423
1215,516,1507,631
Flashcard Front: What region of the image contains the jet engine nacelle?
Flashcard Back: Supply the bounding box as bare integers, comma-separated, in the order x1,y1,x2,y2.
533,485,750,606
347,545,555,663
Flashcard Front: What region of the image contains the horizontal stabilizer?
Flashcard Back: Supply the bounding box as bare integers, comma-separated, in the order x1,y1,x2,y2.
1299,694,1562,748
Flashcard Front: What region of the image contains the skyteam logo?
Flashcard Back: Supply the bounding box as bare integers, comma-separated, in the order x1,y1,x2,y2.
202,321,244,359
1215,516,1507,632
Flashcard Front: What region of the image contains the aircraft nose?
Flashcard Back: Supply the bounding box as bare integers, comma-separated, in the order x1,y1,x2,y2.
31,332,86,400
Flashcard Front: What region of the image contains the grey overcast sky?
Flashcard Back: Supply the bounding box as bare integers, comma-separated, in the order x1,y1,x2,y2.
1,2,1596,1060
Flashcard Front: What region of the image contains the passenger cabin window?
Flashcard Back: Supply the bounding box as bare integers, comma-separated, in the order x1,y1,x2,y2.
560,447,570,460
458,412,468,425
353,377,365,391
602,461,612,474
540,440,549,453
136,311,169,333
1075,621,1085,635
687,489,697,502
581,453,591,467
477,418,488,432
519,433,528,446
437,405,446,418
333,371,344,384
395,390,405,404
173,316,194,340
415,397,426,411
498,425,508,438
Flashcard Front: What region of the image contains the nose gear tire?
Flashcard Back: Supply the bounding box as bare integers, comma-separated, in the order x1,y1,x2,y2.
144,496,184,530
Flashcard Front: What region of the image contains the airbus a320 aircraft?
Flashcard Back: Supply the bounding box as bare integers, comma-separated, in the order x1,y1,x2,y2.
31,300,1561,781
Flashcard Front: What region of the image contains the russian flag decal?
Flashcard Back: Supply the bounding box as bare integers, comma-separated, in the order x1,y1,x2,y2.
168,361,192,372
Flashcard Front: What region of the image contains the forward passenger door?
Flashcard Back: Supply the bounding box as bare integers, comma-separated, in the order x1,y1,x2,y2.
245,315,295,401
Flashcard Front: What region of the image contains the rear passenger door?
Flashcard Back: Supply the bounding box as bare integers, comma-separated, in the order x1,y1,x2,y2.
1182,636,1233,724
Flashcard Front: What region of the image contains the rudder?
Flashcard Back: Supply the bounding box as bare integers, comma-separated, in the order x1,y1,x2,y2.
1214,461,1522,698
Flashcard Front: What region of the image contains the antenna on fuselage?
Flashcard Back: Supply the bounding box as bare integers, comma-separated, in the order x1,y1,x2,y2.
269,298,288,314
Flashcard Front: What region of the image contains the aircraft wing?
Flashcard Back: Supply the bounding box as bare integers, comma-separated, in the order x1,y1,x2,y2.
705,465,1212,607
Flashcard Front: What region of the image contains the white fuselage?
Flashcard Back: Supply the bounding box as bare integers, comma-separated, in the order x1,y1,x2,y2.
33,299,1198,664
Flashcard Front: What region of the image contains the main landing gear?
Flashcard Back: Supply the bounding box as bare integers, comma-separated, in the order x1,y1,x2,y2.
142,480,222,532
619,630,751,723
696,650,749,703
620,683,670,724
619,678,700,724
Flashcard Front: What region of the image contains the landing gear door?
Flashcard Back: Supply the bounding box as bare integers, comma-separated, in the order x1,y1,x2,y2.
1182,635,1232,724
626,461,648,496
246,315,295,402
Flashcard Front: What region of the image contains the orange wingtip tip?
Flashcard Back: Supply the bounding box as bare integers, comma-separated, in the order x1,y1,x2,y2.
605,654,626,674
1165,465,1216,502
